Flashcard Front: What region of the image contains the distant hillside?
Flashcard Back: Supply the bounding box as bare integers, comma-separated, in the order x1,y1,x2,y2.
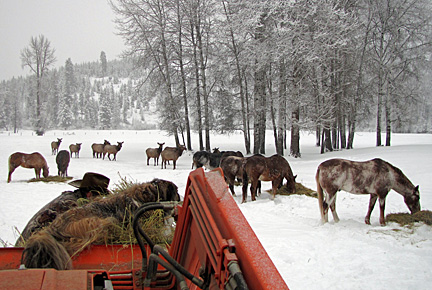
0,57,161,132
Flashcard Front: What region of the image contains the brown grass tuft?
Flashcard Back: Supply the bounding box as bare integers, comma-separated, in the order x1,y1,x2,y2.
29,176,73,183
267,182,317,198
385,210,432,226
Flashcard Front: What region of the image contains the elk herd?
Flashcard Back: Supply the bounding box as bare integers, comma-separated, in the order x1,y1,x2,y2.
7,135,421,226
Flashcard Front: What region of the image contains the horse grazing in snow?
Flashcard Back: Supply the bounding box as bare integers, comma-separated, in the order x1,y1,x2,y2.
8,152,49,183
315,158,420,226
242,154,296,203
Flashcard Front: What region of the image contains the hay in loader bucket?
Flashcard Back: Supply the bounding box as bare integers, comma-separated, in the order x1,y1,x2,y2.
105,176,176,246
29,176,73,183
385,210,432,227
266,182,317,198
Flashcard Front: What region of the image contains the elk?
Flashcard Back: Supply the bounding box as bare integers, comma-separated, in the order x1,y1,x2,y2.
51,138,62,155
146,142,165,166
91,140,110,158
69,143,82,158
103,141,124,161
161,145,187,170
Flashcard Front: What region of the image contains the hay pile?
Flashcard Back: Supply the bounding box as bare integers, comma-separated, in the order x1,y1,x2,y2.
103,176,176,246
385,210,432,226
267,182,317,198
29,176,73,183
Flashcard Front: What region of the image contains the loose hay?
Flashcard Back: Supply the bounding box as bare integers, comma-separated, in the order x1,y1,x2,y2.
106,207,175,247
386,210,432,226
267,182,317,198
29,176,73,183
22,177,180,269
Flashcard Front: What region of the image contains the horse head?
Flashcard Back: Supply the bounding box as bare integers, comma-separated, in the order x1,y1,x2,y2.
43,166,49,178
285,174,297,194
404,185,420,214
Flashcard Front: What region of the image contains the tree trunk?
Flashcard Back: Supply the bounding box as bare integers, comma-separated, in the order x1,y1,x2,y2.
196,21,211,151
222,0,250,154
176,1,192,150
385,88,391,146
191,23,203,151
243,70,251,154
253,66,266,154
376,72,383,147
276,58,287,155
321,127,333,154
290,108,300,158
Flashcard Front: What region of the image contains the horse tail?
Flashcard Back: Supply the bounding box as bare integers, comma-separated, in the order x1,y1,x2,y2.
241,164,249,202
315,167,326,224
21,231,72,270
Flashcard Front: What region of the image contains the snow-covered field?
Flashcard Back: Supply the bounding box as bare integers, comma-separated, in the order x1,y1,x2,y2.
1,129,431,289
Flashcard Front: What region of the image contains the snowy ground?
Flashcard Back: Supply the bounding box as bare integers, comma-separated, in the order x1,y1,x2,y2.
0,129,431,289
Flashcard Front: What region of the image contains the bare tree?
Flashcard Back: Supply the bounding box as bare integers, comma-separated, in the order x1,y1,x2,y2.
368,0,432,146
21,35,56,133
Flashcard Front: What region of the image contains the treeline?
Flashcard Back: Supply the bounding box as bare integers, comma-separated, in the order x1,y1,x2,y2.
109,0,432,156
1,0,432,157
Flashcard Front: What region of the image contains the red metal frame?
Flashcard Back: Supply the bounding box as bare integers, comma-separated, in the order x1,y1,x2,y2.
169,168,288,289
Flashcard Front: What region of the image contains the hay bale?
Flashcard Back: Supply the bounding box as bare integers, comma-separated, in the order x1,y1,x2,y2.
385,210,432,226
29,176,73,183
267,182,317,198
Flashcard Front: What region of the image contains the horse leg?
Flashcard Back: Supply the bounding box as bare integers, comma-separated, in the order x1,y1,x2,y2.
328,193,340,223
241,175,249,203
365,195,378,225
378,196,387,226
251,178,259,201
257,180,261,196
271,178,282,200
7,166,17,183
227,175,236,196
35,168,41,179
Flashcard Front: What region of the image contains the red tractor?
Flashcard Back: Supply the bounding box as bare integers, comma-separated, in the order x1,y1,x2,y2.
0,168,288,289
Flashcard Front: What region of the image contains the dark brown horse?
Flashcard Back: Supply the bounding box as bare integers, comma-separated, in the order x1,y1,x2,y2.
242,154,296,203
8,152,49,183
220,156,245,196
316,158,420,226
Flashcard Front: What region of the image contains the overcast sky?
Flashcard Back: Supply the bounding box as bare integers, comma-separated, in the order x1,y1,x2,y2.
0,0,125,81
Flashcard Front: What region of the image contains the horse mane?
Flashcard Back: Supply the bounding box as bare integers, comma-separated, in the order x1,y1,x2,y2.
373,158,414,191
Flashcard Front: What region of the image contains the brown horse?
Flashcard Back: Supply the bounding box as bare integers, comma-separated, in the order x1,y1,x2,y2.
220,156,245,196
8,152,49,183
242,154,296,203
316,158,420,226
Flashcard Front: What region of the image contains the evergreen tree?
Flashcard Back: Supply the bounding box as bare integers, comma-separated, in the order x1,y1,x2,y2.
100,51,107,77
99,88,112,129
59,58,75,128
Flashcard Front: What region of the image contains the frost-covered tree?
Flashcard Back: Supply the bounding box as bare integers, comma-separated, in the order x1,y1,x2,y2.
20,35,56,133
100,51,107,77
59,58,75,129
366,0,432,146
99,88,112,129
